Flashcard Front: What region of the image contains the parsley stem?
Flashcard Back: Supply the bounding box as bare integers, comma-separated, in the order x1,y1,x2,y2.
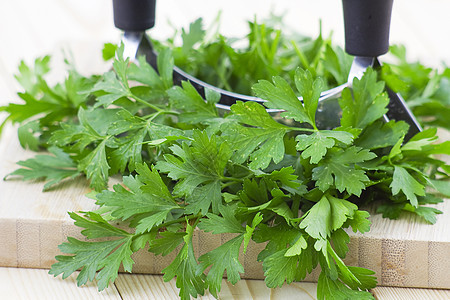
191,216,201,228
364,177,391,187
221,176,249,183
221,181,239,189
129,93,164,112
214,67,233,91
291,40,312,74
145,110,180,122
155,213,202,229
290,127,316,133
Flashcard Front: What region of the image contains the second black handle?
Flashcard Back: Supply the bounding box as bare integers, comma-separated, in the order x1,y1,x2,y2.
342,0,394,57
113,0,156,31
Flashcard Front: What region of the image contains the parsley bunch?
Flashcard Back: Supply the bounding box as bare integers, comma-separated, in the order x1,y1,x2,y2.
1,19,449,300
381,45,450,131
152,17,353,94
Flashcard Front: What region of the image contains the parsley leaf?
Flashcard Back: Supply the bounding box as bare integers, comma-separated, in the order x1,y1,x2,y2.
253,76,311,125
17,120,40,151
253,67,324,128
156,130,231,211
243,212,264,253
197,235,245,297
185,180,221,216
222,101,289,169
91,71,129,108
162,222,205,300
168,81,218,123
321,44,352,85
49,212,134,291
343,210,371,234
262,248,301,288
256,167,306,195
340,68,389,130
5,146,81,191
109,128,147,174
296,130,353,164
299,195,358,240
412,206,443,224
96,164,179,234
285,234,308,257
390,166,425,207
15,56,51,95
4,92,59,128
317,272,375,300
198,205,245,234
258,229,317,287
148,231,186,256
181,18,206,53
355,120,409,149
383,45,450,130
312,147,376,196
294,68,325,127
253,222,301,261
1,56,96,139
78,138,110,191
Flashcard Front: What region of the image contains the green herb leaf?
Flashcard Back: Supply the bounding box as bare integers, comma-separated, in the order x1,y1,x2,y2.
299,195,357,239
5,146,80,191
312,147,376,196
185,180,222,215
243,212,264,253
390,166,425,207
96,164,178,233
355,120,409,149
156,130,231,202
162,222,205,300
263,248,300,288
340,68,389,130
78,138,110,191
343,210,371,234
294,68,324,128
285,235,308,257
197,235,245,297
9,15,450,300
253,222,302,261
148,231,186,256
181,18,206,53
296,130,354,164
198,205,245,234
253,76,311,125
91,71,129,108
317,272,375,300
168,81,218,123
413,206,443,224
223,101,289,169
49,213,133,291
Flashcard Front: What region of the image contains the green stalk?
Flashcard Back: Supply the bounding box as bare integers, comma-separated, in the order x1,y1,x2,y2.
129,93,164,112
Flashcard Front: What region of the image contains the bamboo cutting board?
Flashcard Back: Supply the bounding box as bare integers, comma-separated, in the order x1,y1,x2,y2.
0,123,449,289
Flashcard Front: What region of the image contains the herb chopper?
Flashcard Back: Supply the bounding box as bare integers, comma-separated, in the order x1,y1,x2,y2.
112,0,421,140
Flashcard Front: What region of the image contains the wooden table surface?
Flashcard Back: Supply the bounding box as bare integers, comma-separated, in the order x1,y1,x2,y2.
1,1,450,299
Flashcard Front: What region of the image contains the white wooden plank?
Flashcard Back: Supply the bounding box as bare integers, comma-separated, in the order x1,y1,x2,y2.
0,267,121,300
114,274,319,300
372,286,450,300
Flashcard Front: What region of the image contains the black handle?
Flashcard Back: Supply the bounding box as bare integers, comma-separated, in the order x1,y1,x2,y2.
113,0,156,31
342,0,393,57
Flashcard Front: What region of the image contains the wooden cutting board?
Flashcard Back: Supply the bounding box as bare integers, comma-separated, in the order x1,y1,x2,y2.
1,1,450,297
1,123,449,290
